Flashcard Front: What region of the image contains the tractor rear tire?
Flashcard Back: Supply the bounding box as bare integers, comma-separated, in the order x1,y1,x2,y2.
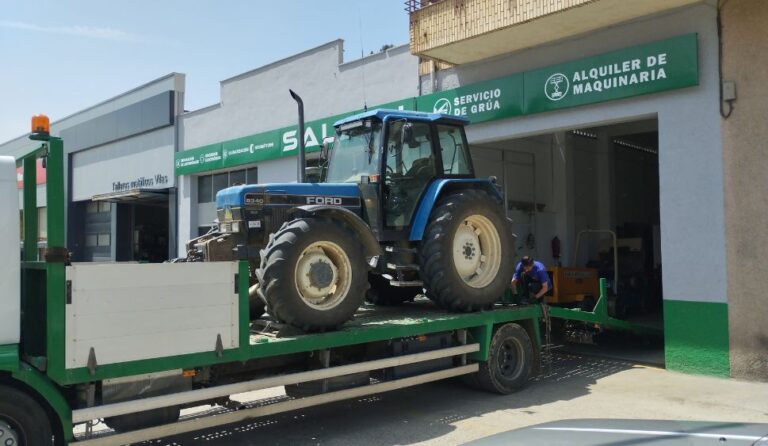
257,218,369,332
365,273,422,306
419,189,514,311
472,323,534,394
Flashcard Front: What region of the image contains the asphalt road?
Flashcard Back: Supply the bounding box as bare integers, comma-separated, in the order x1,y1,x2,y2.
126,349,768,446
123,353,680,446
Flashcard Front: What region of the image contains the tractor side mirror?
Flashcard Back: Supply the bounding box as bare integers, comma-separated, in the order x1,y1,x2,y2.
402,123,419,149
321,136,335,160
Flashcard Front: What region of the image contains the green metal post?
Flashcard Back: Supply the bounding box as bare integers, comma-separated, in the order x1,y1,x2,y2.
45,138,65,251
22,156,38,261
44,137,67,382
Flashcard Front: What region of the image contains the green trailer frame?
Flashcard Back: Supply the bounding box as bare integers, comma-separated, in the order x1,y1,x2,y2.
1,133,547,444
2,130,659,445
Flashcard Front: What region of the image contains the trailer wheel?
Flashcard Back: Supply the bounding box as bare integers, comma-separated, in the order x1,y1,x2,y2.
365,273,421,306
419,190,514,311
0,384,54,445
473,323,534,394
258,218,368,331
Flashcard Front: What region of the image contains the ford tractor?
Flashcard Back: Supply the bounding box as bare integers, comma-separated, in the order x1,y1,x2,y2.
186,92,514,331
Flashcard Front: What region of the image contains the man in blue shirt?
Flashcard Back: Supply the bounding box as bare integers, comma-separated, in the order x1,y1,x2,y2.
510,256,551,304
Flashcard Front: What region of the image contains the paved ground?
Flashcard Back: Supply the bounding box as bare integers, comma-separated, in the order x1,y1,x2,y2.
132,350,768,446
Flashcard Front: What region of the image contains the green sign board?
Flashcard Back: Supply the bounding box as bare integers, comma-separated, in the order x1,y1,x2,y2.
416,74,524,124
524,33,698,114
176,34,698,176
175,99,414,175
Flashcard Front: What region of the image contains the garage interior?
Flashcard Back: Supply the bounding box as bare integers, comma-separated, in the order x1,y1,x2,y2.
471,118,663,364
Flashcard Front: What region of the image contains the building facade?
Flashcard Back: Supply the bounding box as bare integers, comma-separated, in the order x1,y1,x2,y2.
1,74,184,262
1,0,765,382
409,0,767,381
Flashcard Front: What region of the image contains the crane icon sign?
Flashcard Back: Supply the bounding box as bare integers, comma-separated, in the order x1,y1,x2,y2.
545,73,569,101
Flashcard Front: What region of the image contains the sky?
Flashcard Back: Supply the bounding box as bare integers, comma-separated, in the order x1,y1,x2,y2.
0,0,409,142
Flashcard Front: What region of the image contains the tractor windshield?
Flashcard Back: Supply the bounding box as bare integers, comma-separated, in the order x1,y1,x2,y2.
325,120,382,183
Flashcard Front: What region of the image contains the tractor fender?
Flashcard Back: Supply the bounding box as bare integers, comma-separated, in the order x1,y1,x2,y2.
409,179,503,241
289,205,382,262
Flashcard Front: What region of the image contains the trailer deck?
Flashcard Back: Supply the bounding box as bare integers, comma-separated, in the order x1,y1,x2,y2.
245,300,542,360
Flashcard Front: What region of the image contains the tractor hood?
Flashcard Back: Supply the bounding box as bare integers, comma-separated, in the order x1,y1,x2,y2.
216,183,361,209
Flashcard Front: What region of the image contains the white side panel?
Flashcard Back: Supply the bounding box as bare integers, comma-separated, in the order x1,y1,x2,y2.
0,156,20,345
65,262,240,369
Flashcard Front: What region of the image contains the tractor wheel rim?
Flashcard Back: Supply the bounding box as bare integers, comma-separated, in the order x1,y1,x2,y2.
0,419,21,446
294,241,352,310
452,214,502,289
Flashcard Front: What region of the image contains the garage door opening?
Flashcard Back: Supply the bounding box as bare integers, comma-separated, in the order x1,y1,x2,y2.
471,118,663,365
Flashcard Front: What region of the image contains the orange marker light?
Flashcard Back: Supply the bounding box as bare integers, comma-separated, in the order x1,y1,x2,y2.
31,114,50,135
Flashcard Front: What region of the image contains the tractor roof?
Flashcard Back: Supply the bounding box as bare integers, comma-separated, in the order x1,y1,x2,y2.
334,109,469,127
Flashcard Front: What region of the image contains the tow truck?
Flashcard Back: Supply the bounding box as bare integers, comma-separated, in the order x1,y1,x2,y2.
0,114,543,445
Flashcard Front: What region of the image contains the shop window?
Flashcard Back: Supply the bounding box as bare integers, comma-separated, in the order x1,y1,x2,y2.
247,167,258,183
212,173,228,198
198,168,254,203
229,170,246,186
198,175,213,203
97,233,111,247
86,201,111,214
86,233,111,247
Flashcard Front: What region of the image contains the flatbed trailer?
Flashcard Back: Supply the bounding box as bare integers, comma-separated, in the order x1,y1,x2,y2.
0,134,545,445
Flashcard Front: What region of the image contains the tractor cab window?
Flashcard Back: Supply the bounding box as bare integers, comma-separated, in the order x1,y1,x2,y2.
384,120,436,228
437,124,471,175
325,121,382,183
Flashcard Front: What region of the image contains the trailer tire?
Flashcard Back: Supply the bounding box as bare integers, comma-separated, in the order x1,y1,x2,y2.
473,323,533,394
258,218,369,331
419,190,513,311
365,273,421,306
0,384,54,445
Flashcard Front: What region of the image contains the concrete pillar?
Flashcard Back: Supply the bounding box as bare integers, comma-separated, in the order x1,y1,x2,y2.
721,0,768,382
551,131,575,265
595,130,615,232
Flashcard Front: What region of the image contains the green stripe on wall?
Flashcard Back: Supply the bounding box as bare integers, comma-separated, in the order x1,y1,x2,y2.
664,299,729,377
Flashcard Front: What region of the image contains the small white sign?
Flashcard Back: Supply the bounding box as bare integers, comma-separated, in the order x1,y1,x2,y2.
248,220,261,229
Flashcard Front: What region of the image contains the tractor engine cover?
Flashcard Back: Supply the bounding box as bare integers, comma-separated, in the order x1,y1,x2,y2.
212,183,364,264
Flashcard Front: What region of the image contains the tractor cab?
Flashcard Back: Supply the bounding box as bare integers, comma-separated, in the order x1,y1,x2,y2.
325,109,473,237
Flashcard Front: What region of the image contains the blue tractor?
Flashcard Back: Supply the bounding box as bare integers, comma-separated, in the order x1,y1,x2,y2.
188,93,514,331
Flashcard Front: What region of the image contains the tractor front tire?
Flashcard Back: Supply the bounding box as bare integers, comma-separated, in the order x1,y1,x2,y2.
365,273,422,306
257,218,368,332
419,189,514,311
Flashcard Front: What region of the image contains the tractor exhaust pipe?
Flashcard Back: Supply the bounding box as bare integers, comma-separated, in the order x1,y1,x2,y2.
289,89,306,183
